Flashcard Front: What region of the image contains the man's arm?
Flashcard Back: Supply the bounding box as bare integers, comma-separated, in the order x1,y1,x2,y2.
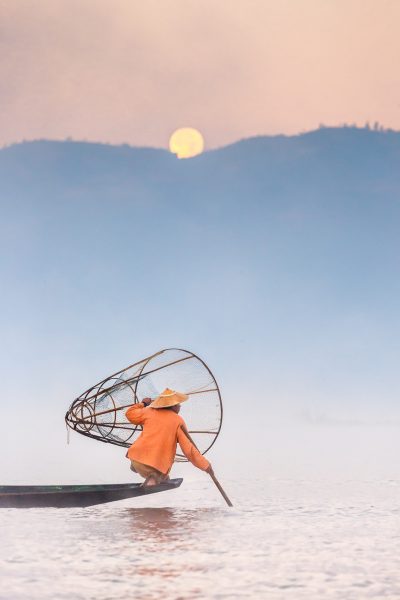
177,426,211,472
125,398,151,425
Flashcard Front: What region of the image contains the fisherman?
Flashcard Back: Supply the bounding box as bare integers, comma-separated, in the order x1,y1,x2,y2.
125,388,214,486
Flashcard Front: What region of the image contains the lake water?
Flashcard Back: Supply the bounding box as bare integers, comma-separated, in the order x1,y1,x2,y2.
1,476,399,599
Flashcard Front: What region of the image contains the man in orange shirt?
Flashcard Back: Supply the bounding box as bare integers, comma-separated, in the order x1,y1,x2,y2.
125,388,213,486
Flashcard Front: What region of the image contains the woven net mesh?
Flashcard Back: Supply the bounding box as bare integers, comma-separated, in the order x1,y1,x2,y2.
65,348,222,461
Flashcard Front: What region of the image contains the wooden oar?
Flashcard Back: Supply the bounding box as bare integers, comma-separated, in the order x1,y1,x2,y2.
180,425,233,507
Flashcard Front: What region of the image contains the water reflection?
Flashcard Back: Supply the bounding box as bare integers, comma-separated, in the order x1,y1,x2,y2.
122,507,221,544
124,508,181,543
116,507,222,584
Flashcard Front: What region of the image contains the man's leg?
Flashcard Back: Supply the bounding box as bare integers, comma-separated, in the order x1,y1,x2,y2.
130,459,167,486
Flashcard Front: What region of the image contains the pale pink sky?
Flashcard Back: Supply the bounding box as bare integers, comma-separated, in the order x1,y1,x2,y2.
1,0,399,149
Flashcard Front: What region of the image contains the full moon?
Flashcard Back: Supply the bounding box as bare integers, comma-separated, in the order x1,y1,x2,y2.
169,127,204,159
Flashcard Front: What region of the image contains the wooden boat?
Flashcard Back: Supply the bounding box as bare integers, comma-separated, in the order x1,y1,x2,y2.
0,478,183,508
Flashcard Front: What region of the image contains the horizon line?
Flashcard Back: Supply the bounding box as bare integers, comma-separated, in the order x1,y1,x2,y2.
1,122,398,155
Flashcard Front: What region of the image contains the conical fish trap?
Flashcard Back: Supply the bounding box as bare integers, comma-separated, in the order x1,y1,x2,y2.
65,348,222,461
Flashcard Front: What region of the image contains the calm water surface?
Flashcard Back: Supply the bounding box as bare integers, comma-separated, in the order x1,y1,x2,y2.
1,477,399,599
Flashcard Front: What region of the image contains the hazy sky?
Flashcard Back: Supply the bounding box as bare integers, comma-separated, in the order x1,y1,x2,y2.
1,0,400,149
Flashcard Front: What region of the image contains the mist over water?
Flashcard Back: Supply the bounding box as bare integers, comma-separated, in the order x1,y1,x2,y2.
1,128,400,488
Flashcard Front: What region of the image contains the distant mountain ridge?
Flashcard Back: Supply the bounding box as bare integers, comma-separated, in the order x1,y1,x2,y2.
1,127,400,204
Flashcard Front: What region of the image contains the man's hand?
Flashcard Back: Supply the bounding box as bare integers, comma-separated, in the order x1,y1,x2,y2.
206,464,214,476
142,397,152,407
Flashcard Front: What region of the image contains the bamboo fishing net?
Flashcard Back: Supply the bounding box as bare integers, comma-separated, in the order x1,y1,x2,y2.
65,348,222,461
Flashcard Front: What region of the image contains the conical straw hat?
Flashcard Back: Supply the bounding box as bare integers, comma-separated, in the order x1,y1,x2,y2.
150,387,189,409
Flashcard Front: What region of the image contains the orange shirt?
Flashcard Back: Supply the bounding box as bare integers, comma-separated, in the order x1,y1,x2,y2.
125,403,210,475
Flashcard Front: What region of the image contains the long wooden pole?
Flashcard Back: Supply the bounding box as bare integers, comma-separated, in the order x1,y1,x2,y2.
73,389,217,423
180,426,233,507
73,403,133,421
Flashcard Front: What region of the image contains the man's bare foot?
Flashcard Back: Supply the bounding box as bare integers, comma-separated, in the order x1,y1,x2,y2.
142,475,158,487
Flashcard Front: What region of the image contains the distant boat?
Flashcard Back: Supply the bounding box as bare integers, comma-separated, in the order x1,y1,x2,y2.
0,478,183,508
